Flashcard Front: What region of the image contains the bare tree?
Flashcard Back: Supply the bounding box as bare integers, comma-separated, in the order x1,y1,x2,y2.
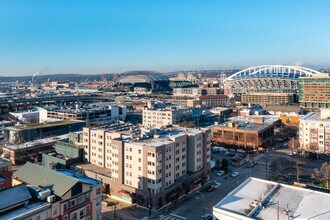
312,162,330,189
270,158,294,178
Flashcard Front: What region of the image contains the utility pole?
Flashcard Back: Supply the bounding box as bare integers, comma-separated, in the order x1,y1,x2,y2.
277,201,280,220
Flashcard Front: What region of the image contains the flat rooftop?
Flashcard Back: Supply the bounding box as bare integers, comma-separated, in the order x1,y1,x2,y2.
125,127,203,148
214,178,330,220
3,134,69,151
216,116,279,132
8,120,84,131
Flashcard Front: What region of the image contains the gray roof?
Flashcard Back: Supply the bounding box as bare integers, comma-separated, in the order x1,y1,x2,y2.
13,162,79,197
263,105,301,114
0,184,32,212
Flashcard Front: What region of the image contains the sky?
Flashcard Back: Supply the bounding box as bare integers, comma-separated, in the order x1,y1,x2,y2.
0,0,330,76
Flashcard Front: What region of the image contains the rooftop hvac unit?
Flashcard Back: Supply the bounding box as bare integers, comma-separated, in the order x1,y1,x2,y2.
47,195,56,203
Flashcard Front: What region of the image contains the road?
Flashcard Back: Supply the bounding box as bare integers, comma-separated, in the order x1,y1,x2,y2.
102,148,325,220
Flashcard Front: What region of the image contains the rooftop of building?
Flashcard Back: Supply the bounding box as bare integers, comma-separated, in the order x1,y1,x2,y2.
144,106,192,111
214,177,330,220
0,202,50,220
3,134,69,151
214,116,279,132
124,127,204,148
199,94,228,99
7,120,84,131
0,184,32,213
90,121,138,133
301,109,330,121
14,162,100,197
263,105,301,114
41,102,123,114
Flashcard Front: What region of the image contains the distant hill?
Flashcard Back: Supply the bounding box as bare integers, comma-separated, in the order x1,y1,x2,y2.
0,73,116,83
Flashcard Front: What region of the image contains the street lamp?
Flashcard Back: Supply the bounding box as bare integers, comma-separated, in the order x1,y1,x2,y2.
196,191,205,219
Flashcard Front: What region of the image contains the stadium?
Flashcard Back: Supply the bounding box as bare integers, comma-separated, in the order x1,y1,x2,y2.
224,65,322,96
223,65,324,105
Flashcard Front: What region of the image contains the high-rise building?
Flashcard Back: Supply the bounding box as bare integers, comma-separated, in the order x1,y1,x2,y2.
299,74,330,109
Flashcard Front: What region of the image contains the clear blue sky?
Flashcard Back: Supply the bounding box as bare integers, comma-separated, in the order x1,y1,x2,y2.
0,0,330,75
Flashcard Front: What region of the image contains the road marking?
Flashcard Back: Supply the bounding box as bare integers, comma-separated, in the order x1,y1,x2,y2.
169,213,187,219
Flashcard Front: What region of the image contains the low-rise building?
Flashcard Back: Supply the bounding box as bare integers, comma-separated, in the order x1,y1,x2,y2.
212,116,280,149
42,140,84,169
213,177,330,220
81,125,211,209
38,103,127,124
173,87,223,98
9,162,102,220
2,134,69,165
242,92,295,105
142,106,193,127
0,157,12,189
198,94,228,108
299,108,330,154
4,120,85,144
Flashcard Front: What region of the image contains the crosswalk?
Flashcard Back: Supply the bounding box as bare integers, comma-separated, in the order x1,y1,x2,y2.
267,153,292,159
159,214,187,220
142,214,187,220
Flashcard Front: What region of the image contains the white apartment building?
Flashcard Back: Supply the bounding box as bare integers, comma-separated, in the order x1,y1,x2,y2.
142,107,193,127
82,125,211,209
299,108,330,154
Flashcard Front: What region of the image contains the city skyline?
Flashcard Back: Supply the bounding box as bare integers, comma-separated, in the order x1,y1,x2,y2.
1,0,330,75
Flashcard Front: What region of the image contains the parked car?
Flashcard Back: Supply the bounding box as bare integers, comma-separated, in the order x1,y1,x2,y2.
206,185,215,192
237,149,245,153
231,171,240,178
216,170,225,176
213,182,222,189
201,214,213,220
224,151,230,156
229,149,236,152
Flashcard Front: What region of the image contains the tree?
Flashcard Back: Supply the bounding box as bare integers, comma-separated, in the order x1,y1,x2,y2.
270,158,294,178
312,162,330,189
221,159,229,173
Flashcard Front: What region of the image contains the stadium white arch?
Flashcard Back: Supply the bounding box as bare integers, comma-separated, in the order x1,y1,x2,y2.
226,65,322,81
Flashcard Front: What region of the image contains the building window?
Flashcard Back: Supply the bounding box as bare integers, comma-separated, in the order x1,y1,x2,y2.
96,188,101,195
86,205,91,212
